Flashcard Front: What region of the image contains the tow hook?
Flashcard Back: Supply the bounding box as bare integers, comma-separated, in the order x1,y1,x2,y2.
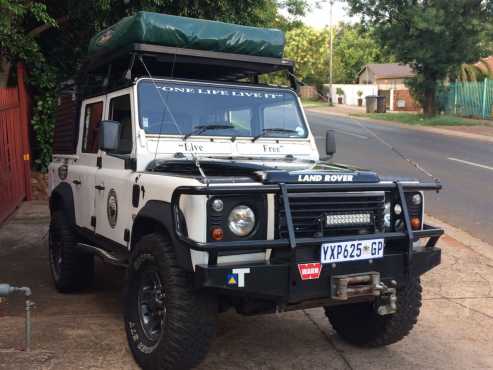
331,273,397,315
375,280,397,316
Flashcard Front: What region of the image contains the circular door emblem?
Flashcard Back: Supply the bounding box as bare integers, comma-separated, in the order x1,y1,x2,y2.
107,189,118,228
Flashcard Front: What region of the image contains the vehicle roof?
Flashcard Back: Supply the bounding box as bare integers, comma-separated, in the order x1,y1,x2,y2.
77,43,296,99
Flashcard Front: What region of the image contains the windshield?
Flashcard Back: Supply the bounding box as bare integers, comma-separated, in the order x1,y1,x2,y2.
137,80,308,139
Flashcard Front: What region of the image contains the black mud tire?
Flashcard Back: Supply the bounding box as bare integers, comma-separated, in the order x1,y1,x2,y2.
48,210,94,293
124,233,217,370
325,277,422,347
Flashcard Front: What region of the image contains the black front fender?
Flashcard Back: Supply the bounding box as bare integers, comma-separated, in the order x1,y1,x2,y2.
132,200,193,271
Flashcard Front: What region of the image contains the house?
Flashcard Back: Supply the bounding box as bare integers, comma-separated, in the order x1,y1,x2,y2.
357,63,419,111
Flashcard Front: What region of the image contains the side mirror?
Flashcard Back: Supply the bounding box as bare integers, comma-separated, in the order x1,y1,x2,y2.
326,130,336,156
99,120,121,152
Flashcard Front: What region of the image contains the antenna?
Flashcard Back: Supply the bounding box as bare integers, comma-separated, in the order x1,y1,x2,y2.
289,69,440,184
138,55,209,184
138,55,181,162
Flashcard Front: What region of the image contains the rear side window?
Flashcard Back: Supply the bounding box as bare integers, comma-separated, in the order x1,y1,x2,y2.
109,94,132,154
82,101,103,153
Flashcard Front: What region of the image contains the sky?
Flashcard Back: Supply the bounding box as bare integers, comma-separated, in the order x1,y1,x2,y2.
283,1,357,29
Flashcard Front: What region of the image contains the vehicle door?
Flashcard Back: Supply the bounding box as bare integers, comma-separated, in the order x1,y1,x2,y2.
71,97,105,230
94,89,136,247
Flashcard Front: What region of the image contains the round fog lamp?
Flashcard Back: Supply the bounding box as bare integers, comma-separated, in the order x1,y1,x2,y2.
394,204,402,215
211,227,224,241
411,193,422,205
211,199,224,212
228,205,255,237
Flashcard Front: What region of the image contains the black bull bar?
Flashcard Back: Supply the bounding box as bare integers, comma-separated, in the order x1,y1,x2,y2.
170,181,444,275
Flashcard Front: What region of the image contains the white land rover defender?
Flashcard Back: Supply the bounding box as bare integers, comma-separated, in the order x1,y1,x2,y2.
48,13,443,370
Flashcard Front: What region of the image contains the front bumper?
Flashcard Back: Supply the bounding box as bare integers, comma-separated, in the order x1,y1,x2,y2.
172,180,444,304
195,246,441,303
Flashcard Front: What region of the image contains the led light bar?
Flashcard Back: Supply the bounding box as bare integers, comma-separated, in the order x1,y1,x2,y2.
326,213,372,227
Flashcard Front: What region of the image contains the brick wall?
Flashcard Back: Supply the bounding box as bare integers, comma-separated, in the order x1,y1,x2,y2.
393,89,419,111
299,85,319,100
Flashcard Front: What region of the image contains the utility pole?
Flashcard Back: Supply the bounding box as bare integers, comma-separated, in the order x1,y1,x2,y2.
329,0,334,105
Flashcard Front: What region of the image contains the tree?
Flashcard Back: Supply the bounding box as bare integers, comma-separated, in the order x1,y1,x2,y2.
0,2,59,168
0,2,58,86
37,0,308,84
283,25,330,88
333,23,392,84
346,0,492,116
0,0,309,170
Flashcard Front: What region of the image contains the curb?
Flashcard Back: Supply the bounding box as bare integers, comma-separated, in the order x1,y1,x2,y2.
425,214,493,262
306,108,493,144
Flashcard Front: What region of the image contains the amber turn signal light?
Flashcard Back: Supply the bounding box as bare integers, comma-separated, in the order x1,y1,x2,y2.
411,217,421,230
211,227,224,241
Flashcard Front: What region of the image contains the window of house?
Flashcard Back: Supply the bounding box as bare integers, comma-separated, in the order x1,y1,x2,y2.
82,101,103,153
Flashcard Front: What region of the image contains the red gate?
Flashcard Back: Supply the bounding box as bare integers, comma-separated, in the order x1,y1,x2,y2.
0,64,32,224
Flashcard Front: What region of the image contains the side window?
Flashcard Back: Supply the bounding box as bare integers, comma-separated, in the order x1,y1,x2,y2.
82,101,103,153
109,94,132,154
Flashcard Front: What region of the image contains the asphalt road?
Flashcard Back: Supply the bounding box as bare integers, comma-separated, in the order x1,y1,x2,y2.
306,110,493,244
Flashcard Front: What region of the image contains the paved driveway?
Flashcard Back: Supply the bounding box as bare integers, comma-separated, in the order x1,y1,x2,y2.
1,203,492,370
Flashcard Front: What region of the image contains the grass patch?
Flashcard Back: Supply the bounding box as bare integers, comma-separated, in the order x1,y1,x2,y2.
301,98,328,108
353,113,479,126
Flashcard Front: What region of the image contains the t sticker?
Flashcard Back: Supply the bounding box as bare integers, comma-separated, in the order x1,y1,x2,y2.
226,268,250,288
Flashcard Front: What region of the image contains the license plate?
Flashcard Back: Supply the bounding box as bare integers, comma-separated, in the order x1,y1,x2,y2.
321,239,384,264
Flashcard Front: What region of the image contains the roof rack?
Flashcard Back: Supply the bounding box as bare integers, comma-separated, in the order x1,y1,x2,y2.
78,43,296,97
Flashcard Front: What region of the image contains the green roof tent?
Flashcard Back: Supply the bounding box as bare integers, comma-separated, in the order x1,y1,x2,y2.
88,11,285,59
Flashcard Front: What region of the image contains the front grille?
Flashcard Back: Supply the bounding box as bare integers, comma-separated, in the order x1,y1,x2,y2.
277,192,385,239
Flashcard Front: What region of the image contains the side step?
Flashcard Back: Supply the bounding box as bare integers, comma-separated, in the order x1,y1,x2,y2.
76,242,128,267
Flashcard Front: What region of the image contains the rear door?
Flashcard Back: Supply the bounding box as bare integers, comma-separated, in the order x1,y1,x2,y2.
72,97,105,230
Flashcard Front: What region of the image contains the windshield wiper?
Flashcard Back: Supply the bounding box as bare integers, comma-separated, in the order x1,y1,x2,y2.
252,128,299,142
183,124,233,141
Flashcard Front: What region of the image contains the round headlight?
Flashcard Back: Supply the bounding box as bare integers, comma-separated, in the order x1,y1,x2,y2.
411,193,422,205
394,204,402,215
228,205,255,236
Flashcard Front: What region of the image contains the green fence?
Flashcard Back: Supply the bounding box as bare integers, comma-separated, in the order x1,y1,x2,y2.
440,79,493,119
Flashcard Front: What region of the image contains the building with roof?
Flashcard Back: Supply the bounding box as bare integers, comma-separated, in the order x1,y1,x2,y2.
357,63,418,112
357,63,415,86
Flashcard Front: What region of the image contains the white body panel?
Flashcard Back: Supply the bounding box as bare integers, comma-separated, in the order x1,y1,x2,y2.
49,77,321,268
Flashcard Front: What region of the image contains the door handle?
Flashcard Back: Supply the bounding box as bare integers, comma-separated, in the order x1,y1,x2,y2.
95,185,105,191
72,180,81,185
